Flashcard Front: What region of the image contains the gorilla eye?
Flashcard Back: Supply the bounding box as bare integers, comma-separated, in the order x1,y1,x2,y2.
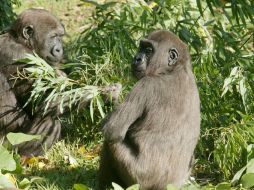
145,47,153,54
50,34,58,39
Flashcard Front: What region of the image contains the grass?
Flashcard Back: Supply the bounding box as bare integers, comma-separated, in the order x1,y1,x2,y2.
21,140,100,190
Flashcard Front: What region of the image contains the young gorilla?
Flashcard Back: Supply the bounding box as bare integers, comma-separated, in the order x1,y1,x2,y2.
0,9,65,156
99,30,200,190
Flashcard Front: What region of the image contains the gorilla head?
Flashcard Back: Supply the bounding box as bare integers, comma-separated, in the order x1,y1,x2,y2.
133,30,190,79
10,9,64,64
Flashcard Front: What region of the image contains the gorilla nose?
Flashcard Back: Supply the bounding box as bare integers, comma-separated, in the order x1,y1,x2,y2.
52,46,63,58
134,53,144,66
135,58,142,65
136,58,142,62
134,55,143,65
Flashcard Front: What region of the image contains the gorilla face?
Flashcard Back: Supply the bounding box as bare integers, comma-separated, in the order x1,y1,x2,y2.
133,32,181,79
39,26,65,64
132,39,155,79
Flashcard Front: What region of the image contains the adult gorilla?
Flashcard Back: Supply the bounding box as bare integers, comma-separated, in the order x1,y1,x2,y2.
0,9,65,156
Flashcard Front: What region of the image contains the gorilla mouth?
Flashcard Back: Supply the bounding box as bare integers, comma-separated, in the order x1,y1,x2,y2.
134,69,144,73
132,69,145,79
46,55,60,64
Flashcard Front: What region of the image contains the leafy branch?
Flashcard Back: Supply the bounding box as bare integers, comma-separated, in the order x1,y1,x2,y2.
12,53,104,120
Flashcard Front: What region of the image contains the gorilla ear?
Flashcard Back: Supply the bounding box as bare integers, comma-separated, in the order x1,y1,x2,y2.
23,25,34,39
168,48,178,66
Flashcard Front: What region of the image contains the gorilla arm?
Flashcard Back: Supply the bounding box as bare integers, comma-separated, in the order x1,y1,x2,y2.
0,72,61,156
101,78,154,186
0,73,27,134
103,79,148,143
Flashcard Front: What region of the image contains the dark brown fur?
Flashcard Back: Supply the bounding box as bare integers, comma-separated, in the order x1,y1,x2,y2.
0,9,64,156
99,30,200,190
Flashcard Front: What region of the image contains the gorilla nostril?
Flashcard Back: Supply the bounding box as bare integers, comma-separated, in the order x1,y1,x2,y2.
52,47,62,57
135,58,142,64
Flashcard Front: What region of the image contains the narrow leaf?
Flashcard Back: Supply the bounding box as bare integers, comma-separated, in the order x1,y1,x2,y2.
96,97,105,118
231,165,247,184
90,99,94,123
196,0,203,16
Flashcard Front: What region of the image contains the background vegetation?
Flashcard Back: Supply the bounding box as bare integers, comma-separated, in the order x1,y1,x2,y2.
0,0,20,32
0,0,254,189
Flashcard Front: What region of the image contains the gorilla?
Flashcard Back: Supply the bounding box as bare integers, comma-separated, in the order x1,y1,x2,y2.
99,30,200,190
0,9,65,156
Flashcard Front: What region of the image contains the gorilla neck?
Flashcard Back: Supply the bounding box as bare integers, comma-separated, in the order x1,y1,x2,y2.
0,33,31,66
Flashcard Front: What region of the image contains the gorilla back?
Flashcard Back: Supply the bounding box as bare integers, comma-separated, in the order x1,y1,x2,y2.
0,9,65,156
99,30,200,190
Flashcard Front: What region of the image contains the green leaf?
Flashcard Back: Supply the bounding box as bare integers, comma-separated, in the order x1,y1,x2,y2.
112,182,124,190
205,0,214,16
73,183,89,190
247,144,254,161
167,184,178,190
239,79,246,95
241,173,254,188
0,145,16,172
126,184,140,190
181,182,200,190
12,154,22,174
25,67,42,74
215,182,231,190
6,132,41,145
223,77,233,87
229,67,239,77
231,165,247,184
202,184,216,190
221,78,232,97
90,99,94,123
247,159,254,174
30,176,44,183
19,178,31,189
196,0,203,17
96,97,105,118
0,174,16,188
